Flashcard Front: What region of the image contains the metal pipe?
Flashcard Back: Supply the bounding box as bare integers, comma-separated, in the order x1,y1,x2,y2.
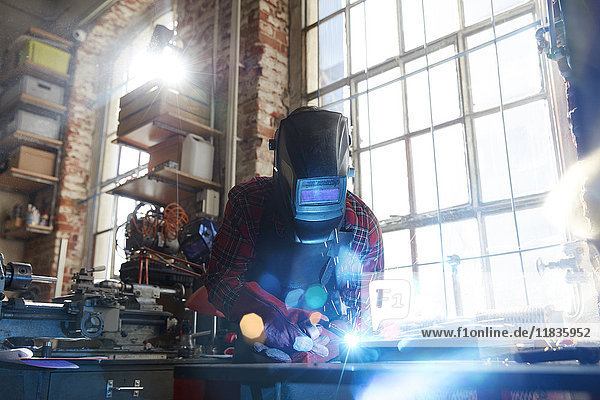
31,275,58,285
224,0,241,195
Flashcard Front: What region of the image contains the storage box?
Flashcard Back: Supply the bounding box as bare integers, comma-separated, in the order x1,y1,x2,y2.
1,75,65,107
5,109,61,140
9,145,56,176
18,39,71,75
180,134,214,180
117,80,210,139
119,82,209,122
148,135,185,173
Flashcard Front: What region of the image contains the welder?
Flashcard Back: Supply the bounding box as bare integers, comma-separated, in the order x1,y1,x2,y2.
192,106,383,363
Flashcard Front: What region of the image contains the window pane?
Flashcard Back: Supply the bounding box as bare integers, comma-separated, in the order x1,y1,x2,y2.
406,46,460,131
453,259,487,316
359,141,409,220
488,253,527,309
365,0,399,67
118,147,140,175
405,64,430,132
116,196,136,227
412,124,469,213
416,224,442,264
96,193,114,232
320,86,350,116
319,14,347,87
413,263,446,319
466,15,539,110
463,0,529,27
422,0,459,43
319,0,344,20
497,24,543,103
350,4,366,73
306,27,319,93
466,35,500,112
441,218,481,259
401,0,425,51
93,231,112,271
504,100,558,197
102,140,119,182
383,229,412,269
357,69,404,147
140,151,149,165
474,112,511,202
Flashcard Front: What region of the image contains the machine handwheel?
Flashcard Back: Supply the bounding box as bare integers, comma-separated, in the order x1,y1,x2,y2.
80,312,104,338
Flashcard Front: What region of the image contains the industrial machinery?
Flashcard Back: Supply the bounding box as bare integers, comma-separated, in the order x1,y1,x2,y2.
0,253,185,358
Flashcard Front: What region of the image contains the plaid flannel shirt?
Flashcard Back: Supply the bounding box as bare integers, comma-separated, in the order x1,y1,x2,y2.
204,176,384,322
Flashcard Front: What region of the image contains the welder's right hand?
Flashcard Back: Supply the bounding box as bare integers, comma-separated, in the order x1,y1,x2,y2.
230,282,329,362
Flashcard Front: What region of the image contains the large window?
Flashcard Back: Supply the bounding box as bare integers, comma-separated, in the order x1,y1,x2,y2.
303,0,570,320
88,12,175,279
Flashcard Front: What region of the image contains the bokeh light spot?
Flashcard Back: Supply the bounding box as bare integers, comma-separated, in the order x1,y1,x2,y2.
305,284,327,309
285,288,304,308
309,312,322,326
240,313,264,340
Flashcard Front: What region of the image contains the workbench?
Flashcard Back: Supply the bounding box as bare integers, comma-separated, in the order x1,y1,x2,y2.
0,358,223,400
174,360,600,400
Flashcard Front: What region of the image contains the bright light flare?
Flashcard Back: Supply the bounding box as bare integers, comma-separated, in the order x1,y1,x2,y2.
545,147,600,239
344,332,361,348
129,47,188,86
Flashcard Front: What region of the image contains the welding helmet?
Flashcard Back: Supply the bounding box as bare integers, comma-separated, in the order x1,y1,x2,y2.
271,108,350,244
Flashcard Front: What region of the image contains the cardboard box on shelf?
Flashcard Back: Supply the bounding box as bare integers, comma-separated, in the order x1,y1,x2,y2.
147,135,185,173
1,75,65,107
8,145,56,176
5,109,61,140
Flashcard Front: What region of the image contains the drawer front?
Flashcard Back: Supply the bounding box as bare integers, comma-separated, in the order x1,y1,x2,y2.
48,370,173,400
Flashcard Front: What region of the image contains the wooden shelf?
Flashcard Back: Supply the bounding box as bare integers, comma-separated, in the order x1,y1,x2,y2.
0,130,62,153
1,60,70,86
151,166,221,190
0,93,67,115
107,168,220,205
2,224,53,240
0,168,58,193
114,113,222,151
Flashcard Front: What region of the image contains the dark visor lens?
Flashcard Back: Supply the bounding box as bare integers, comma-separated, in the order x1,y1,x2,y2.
297,177,344,205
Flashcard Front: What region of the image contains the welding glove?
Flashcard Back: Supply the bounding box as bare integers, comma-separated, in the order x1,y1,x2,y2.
230,282,335,362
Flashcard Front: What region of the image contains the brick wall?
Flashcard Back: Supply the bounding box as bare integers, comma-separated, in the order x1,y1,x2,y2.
177,0,289,183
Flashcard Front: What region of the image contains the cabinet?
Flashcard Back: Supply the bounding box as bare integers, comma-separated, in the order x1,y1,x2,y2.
0,28,72,240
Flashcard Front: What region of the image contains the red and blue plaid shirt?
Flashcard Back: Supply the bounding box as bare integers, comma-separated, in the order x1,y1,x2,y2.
204,177,384,319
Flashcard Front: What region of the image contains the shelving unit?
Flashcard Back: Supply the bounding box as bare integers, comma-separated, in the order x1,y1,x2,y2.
0,168,58,192
0,27,73,240
0,92,68,115
0,130,63,152
113,114,222,151
2,224,53,239
0,60,70,86
108,165,221,206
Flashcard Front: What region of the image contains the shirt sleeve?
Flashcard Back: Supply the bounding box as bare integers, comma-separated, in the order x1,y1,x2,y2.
203,187,261,318
345,200,385,332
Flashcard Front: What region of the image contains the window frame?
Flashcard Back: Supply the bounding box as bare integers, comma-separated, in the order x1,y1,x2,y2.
293,0,573,314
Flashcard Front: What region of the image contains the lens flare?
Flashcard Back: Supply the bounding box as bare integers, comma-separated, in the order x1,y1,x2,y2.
305,284,327,309
240,313,264,341
344,332,361,348
309,312,322,326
